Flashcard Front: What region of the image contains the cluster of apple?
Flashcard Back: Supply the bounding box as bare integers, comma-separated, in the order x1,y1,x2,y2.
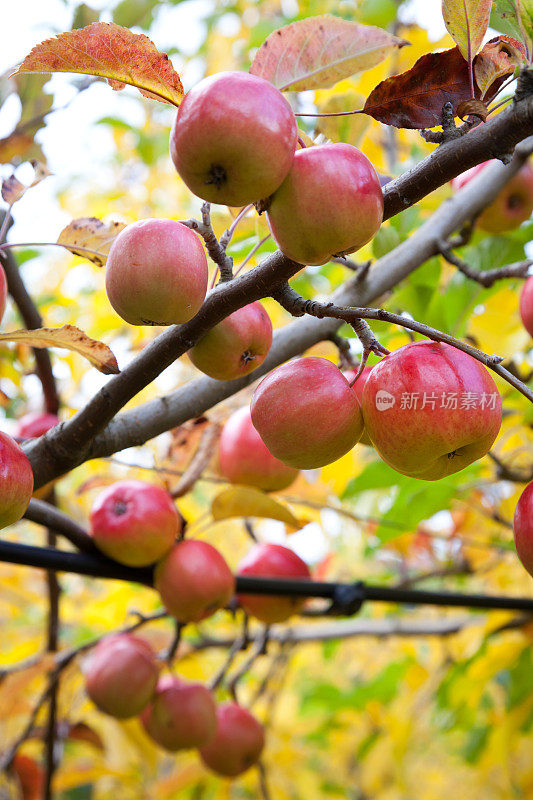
87,479,311,622
83,633,264,777
103,70,384,339
233,342,502,481
83,477,312,773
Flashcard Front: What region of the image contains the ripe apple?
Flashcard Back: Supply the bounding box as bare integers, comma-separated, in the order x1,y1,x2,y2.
265,143,383,266
360,341,503,480
154,539,235,622
513,482,533,576
16,412,59,440
0,432,34,529
170,71,297,207
343,366,374,446
219,406,298,492
140,674,217,751
84,633,159,718
189,301,273,381
105,219,208,326
199,702,265,777
11,755,44,800
519,276,533,337
451,161,533,233
250,357,364,469
89,480,181,567
237,543,311,623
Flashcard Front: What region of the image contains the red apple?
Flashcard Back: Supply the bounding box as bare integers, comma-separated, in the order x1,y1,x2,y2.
513,481,533,576
237,543,311,623
189,301,273,381
519,276,533,337
105,219,208,325
219,407,298,492
250,357,364,469
199,702,265,777
89,480,181,567
170,71,297,207
154,539,235,622
0,432,34,529
360,341,503,480
266,143,383,265
451,160,533,233
343,366,374,446
16,412,59,440
141,674,217,751
84,634,159,719
11,755,44,800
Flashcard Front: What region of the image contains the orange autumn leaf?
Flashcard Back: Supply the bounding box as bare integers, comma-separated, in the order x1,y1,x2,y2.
15,23,184,107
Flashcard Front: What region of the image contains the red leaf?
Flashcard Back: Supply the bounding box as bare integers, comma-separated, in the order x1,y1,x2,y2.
363,47,478,129
15,23,183,107
250,15,407,91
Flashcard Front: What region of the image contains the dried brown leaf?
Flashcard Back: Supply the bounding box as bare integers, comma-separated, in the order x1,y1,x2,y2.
57,217,126,267
363,47,477,129
0,326,119,374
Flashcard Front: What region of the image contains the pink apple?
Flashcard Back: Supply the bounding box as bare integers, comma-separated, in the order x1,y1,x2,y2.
360,341,503,480
514,482,533,576
219,406,298,492
170,71,297,207
141,674,217,751
199,702,265,777
519,276,533,337
237,543,311,623
105,219,208,326
266,143,383,265
16,412,59,440
154,539,235,622
451,161,533,233
343,366,374,446
0,432,34,528
89,480,181,567
189,301,273,381
84,634,159,718
250,357,364,469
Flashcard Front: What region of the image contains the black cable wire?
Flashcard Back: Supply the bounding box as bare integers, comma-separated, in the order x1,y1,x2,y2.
2,539,533,614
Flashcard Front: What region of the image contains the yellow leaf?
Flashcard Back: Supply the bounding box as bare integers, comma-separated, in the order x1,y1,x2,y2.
0,326,119,375
57,217,126,267
211,486,303,529
15,23,184,107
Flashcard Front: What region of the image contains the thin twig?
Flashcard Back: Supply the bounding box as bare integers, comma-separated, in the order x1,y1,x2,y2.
271,282,533,403
438,239,532,287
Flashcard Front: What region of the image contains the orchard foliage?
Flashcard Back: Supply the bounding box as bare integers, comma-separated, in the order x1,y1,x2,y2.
1,0,533,798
